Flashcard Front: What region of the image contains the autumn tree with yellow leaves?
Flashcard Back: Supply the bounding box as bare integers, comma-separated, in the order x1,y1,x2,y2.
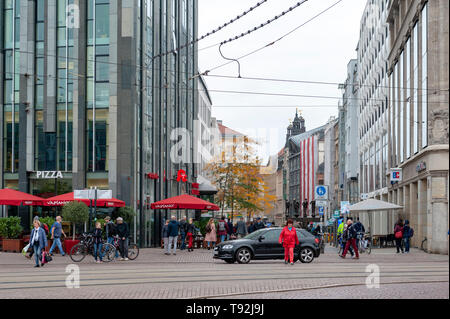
205,136,276,222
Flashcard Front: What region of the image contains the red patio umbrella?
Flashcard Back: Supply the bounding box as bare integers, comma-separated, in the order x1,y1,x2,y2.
150,194,219,210
44,192,125,208
0,188,45,206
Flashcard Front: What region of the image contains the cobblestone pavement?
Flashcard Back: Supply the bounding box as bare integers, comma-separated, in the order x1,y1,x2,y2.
0,245,447,299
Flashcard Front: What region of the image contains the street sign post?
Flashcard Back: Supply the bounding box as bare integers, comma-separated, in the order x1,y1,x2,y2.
315,185,328,200
316,200,327,207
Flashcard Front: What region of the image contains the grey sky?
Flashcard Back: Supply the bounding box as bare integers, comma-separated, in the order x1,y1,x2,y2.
198,0,367,162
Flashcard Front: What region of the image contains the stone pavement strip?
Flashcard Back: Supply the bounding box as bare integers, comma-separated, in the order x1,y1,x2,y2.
0,246,447,299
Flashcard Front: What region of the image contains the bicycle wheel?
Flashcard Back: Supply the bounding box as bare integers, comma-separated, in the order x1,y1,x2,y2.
366,240,371,255
127,243,139,260
70,244,87,262
101,243,117,262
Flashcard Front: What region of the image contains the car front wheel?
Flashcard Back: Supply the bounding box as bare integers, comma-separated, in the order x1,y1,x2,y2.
236,247,252,264
299,247,314,263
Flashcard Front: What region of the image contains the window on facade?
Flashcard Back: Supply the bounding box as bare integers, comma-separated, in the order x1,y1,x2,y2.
421,3,428,148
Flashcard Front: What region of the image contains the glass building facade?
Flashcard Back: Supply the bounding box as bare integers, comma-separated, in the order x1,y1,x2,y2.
0,0,199,247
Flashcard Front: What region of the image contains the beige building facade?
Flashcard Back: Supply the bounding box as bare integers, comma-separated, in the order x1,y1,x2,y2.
387,0,449,254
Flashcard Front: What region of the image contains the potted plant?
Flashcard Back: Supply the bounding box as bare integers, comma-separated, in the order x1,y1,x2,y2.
62,201,89,254
0,217,24,252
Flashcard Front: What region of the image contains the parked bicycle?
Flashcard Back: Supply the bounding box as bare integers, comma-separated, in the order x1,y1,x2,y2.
112,235,140,260
357,232,371,254
70,233,117,263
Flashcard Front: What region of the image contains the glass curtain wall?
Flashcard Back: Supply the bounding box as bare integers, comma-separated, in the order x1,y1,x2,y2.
3,0,20,173
86,0,109,173
56,0,74,172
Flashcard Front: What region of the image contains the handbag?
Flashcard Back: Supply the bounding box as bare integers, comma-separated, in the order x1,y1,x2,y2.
22,243,30,256
394,231,403,239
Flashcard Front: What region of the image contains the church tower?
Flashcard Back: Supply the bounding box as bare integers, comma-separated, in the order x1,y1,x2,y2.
292,109,305,136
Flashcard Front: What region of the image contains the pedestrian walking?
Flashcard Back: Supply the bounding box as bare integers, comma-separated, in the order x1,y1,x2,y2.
162,220,170,255
105,216,118,258
236,217,247,238
168,216,179,255
254,217,265,231
217,216,228,243
226,219,233,240
279,219,299,265
179,216,187,250
186,218,196,252
205,218,216,250
403,220,413,253
353,217,365,248
342,224,354,257
116,217,129,260
48,216,67,257
394,219,404,254
247,220,255,234
29,220,48,267
340,219,359,259
26,216,45,260
93,222,104,263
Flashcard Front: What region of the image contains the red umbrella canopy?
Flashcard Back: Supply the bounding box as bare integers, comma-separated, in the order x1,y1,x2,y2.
151,194,219,210
0,188,45,206
44,192,125,207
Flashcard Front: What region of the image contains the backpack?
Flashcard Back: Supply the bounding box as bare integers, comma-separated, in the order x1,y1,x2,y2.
42,223,49,235
205,224,212,233
409,227,414,238
218,221,226,232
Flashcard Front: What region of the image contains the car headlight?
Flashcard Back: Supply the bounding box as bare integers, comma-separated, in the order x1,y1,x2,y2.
222,245,233,250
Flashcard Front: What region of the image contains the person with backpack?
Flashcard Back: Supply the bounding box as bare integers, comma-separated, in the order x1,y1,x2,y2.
205,218,216,250
340,219,359,259
29,219,48,267
217,217,228,243
226,219,234,240
48,216,67,257
403,220,413,253
394,219,404,254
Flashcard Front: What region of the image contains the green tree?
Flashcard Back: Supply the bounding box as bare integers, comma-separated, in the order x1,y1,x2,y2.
113,206,136,225
62,202,89,239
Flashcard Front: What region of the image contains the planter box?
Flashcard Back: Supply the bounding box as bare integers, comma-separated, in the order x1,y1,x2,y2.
65,239,80,255
2,239,25,253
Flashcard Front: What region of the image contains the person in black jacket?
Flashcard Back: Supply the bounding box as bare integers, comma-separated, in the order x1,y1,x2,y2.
167,216,180,255
179,216,188,251
186,218,197,252
104,216,118,258
340,219,359,259
115,217,129,260
93,222,104,263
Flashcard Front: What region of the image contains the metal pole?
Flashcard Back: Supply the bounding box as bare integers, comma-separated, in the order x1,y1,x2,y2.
94,187,97,222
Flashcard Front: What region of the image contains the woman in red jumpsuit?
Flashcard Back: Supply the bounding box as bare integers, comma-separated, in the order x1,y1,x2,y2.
279,219,299,265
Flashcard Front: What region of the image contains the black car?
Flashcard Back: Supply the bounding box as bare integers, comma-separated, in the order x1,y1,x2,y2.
213,227,320,264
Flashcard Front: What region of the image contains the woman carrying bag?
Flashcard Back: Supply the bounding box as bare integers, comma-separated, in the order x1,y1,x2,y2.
29,220,48,268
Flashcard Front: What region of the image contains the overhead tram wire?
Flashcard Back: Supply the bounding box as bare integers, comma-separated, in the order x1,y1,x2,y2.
194,0,344,77
4,70,448,106
150,0,269,60
201,74,449,93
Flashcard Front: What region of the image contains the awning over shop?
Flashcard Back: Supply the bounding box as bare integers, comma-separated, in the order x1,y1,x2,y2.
0,188,45,206
43,192,126,207
150,194,220,210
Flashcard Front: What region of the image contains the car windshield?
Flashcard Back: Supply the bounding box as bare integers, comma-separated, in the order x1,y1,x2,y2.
243,229,267,240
